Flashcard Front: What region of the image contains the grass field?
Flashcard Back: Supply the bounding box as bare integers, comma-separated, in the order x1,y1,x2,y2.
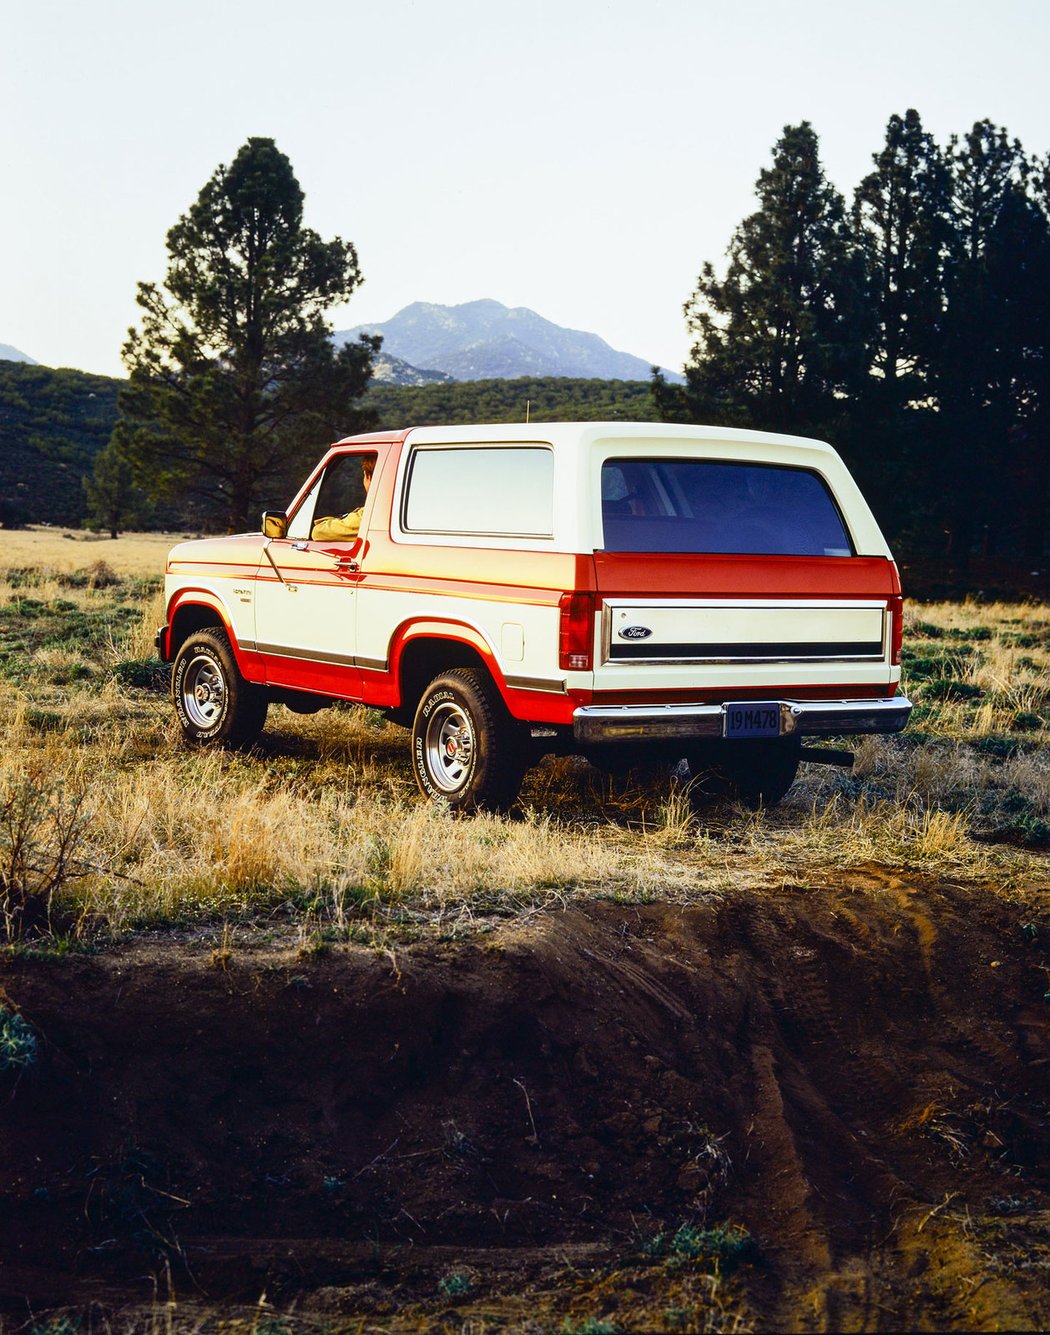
0,525,1047,945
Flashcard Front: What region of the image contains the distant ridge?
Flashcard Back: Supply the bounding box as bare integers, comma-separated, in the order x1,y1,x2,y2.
371,350,452,387
0,344,37,365
336,299,682,383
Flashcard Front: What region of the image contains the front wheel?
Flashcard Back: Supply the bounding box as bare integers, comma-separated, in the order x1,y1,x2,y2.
686,737,801,809
172,627,268,749
411,669,526,812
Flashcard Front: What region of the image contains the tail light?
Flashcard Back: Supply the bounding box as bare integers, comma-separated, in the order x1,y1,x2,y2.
888,595,903,665
559,592,595,671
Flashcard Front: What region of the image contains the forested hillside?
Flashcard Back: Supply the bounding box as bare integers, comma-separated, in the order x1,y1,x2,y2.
364,376,655,427
0,367,655,526
0,362,121,525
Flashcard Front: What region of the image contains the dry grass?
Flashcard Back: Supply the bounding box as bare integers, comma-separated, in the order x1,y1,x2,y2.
0,529,1046,942
0,525,187,577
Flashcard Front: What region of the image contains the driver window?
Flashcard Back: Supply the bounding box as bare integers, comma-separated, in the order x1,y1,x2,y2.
286,453,376,541
286,474,323,540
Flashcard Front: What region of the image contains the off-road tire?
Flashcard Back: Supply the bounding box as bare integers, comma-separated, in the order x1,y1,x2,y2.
686,736,801,809
411,668,526,813
172,626,268,749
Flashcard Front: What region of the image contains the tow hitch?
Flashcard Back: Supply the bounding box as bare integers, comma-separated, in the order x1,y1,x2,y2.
798,746,855,768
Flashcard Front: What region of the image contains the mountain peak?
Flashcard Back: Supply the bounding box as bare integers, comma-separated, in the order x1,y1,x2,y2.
0,344,38,365
336,301,679,383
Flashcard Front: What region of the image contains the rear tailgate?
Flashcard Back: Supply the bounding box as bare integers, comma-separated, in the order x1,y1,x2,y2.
591,552,901,700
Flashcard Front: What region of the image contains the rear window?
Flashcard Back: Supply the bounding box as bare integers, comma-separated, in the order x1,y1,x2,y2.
600,458,853,556
404,446,554,537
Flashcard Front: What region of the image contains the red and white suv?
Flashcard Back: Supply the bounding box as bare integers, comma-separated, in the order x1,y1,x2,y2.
157,422,911,810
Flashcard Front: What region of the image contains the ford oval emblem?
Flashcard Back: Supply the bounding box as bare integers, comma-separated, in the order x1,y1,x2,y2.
618,625,653,640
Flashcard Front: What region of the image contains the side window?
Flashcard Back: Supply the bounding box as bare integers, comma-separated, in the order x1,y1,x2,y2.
403,447,554,537
286,453,376,541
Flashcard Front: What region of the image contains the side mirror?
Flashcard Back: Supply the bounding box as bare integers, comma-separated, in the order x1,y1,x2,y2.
262,510,288,540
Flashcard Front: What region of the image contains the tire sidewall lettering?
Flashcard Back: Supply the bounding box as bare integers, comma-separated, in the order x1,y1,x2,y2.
173,645,229,739
419,688,456,722
414,687,478,802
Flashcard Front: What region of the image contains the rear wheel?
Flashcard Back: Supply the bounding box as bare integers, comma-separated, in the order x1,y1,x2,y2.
411,668,526,812
172,627,268,749
686,737,801,809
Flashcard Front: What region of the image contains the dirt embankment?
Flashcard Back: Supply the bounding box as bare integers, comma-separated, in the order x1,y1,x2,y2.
2,871,1049,1331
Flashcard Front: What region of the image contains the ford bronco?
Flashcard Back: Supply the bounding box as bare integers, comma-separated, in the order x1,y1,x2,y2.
157,422,911,810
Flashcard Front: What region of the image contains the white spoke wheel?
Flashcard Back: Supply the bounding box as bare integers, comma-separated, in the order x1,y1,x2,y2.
172,627,268,749
180,651,227,729
423,699,477,794
411,668,526,812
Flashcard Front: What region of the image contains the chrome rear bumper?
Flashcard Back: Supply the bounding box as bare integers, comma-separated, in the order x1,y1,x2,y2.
573,696,912,745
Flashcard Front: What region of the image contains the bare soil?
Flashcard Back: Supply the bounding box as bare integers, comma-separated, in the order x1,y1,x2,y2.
2,870,1049,1332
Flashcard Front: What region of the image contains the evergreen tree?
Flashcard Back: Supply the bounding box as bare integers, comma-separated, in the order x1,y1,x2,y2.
934,122,1032,559
113,138,378,531
853,109,951,407
847,110,952,540
83,439,149,538
986,168,1050,561
656,123,868,437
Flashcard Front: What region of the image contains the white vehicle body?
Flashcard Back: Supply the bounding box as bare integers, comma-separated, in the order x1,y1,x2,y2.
158,422,911,809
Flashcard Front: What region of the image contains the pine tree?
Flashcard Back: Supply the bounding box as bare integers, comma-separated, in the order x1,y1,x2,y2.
935,122,1032,559
845,110,952,541
113,138,378,531
83,440,149,538
657,123,868,437
853,109,951,407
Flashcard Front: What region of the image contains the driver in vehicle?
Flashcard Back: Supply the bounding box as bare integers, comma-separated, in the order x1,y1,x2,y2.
311,455,375,541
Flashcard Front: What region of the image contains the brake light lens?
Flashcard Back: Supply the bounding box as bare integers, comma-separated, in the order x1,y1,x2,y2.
888,595,903,665
559,592,595,671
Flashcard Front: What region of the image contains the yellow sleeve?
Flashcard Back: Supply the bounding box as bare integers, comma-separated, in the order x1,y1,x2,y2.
311,507,363,541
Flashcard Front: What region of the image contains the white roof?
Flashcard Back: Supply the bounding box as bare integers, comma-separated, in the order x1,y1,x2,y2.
345,421,891,558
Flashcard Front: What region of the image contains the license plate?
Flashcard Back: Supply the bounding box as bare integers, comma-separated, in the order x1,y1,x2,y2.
723,702,782,739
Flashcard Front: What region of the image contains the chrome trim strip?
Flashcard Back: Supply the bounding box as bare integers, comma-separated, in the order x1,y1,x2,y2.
604,656,886,665
603,598,888,609
254,642,357,668
599,598,889,666
505,675,567,694
607,642,885,664
573,696,912,745
358,656,389,673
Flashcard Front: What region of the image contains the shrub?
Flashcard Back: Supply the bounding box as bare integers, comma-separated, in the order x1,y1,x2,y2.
643,1221,757,1271
112,657,168,691
922,678,983,701
0,1006,38,1071
84,559,121,590
437,1271,473,1299
0,760,94,941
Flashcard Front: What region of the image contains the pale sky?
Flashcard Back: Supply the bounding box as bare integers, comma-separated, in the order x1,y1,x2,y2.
3,0,1049,379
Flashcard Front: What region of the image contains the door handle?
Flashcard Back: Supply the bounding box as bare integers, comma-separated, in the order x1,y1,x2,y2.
335,557,359,572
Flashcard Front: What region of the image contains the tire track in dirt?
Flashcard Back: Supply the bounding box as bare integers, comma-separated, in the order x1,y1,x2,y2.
1,876,1048,1329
